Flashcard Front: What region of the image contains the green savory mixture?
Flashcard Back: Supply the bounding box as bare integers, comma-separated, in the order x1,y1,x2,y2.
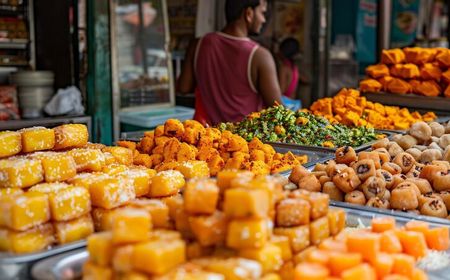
219,105,378,147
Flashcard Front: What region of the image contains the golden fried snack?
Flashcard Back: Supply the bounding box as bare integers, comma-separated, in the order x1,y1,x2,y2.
332,167,361,193
390,185,419,210
164,119,185,139
381,49,405,64
335,146,357,165
162,138,181,161
366,197,390,209
433,174,450,192
420,165,447,183
352,159,376,181
436,49,450,67
420,63,442,81
376,169,394,189
438,191,450,211
392,174,407,189
358,152,381,169
405,178,432,194
410,122,432,143
418,192,442,208
415,80,441,97
420,199,448,218
139,134,155,154
404,47,435,64
289,165,310,185
322,181,344,202
361,176,386,199
176,143,197,162
393,152,415,173
372,138,390,150
366,64,390,78
345,190,366,205
378,76,394,91
298,174,321,192
382,162,402,175
360,79,382,92
206,155,225,177
387,78,412,94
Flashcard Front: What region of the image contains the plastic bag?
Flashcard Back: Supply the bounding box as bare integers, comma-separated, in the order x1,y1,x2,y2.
44,86,85,116
281,96,302,111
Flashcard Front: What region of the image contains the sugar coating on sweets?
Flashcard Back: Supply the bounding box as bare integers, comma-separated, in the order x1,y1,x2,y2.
29,182,70,193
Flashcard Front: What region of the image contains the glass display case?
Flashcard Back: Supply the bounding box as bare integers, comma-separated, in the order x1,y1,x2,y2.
110,0,184,140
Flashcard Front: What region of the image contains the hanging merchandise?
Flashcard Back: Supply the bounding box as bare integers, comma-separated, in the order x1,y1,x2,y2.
390,0,420,48
355,0,377,65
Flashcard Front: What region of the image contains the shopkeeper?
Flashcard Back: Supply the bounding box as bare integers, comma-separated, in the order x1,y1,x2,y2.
178,0,283,125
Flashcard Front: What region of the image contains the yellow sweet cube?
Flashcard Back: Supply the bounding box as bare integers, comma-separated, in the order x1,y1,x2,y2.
102,164,129,175
30,183,91,222
87,232,113,266
189,211,227,246
0,192,50,231
117,168,152,197
175,208,194,240
224,187,270,218
161,194,183,221
83,261,113,280
68,148,106,172
309,216,330,245
0,223,54,253
38,153,77,183
20,127,55,153
89,176,135,209
67,172,109,189
0,131,21,158
0,158,44,188
184,179,219,215
273,225,310,253
193,257,262,280
112,208,151,244
54,214,94,244
132,239,186,275
305,192,329,220
149,229,182,241
129,199,170,229
0,188,23,197
239,243,283,273
327,208,346,236
148,170,185,198
175,160,210,179
217,170,248,192
186,242,214,259
271,235,292,261
91,207,122,231
103,152,116,165
114,271,148,280
102,146,133,166
227,218,268,249
53,124,89,150
113,245,134,273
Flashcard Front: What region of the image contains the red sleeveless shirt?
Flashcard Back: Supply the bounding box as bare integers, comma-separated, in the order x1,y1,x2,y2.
195,32,264,124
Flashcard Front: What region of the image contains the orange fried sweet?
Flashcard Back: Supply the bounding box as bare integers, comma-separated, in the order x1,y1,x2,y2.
366,64,390,78
359,79,382,93
387,78,412,94
381,49,405,65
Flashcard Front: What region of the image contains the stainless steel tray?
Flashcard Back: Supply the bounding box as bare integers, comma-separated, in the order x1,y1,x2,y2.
31,249,87,280
0,241,85,280
363,92,450,113
30,208,449,280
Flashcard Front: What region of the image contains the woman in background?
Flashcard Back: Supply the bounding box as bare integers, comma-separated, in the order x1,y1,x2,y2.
277,37,300,99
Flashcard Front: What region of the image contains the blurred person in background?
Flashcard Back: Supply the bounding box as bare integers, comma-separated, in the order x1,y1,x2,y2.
178,0,282,125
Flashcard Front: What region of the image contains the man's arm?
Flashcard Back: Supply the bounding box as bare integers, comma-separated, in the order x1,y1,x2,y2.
177,39,199,94
252,47,283,106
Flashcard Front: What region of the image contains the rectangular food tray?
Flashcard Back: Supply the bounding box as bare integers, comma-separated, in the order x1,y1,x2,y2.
363,92,450,113
266,129,395,155
29,208,449,280
0,240,86,280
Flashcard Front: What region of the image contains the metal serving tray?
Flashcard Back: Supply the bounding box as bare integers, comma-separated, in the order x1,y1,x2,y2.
362,92,450,113
0,241,85,280
30,208,449,280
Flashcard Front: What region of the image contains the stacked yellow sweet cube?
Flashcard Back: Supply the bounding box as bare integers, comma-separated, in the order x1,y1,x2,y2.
83,170,347,279
0,124,180,254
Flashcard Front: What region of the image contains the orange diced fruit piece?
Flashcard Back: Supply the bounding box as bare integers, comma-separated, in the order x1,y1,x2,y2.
328,252,362,277
346,231,380,262
0,223,54,254
184,179,219,215
371,253,393,279
294,262,330,280
54,214,94,244
341,263,376,280
392,253,415,278
397,230,428,259
132,239,186,275
20,127,55,153
319,238,347,252
405,220,429,236
371,217,396,233
0,192,50,231
425,227,449,251
87,232,113,266
0,131,21,158
0,158,44,188
53,124,89,150
148,170,185,198
112,208,151,244
380,230,402,254
307,249,331,266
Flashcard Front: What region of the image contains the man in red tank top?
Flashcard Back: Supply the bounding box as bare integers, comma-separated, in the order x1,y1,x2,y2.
178,0,282,125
